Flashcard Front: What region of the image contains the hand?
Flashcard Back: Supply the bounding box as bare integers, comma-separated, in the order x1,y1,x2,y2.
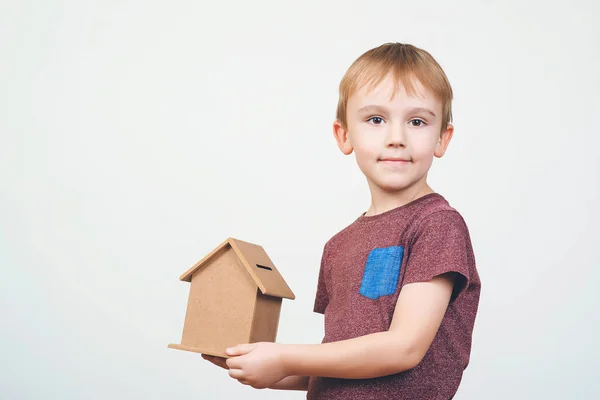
225,342,288,389
201,354,228,370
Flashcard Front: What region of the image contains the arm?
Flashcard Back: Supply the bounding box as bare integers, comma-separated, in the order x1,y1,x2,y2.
269,375,309,391
280,272,456,379
226,272,456,386
201,355,309,391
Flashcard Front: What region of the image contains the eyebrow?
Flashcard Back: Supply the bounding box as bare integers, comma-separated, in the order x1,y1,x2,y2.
357,105,388,114
357,105,437,118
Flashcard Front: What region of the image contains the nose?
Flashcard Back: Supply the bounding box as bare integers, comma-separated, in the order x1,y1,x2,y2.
386,123,406,148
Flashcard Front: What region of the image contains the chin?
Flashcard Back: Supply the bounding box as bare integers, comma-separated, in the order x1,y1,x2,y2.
372,179,414,193
369,170,428,192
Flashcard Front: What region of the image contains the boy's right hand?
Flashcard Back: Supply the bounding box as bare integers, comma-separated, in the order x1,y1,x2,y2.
201,354,229,370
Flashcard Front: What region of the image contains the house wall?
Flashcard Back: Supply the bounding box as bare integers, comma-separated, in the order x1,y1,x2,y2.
181,246,257,356
249,291,282,343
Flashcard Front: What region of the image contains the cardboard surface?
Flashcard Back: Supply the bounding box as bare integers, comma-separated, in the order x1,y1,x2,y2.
250,290,282,343
181,247,256,356
179,238,296,300
230,238,296,300
169,237,295,358
167,344,228,358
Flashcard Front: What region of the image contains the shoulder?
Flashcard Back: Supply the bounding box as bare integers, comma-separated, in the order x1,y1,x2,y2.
320,216,361,254
401,196,477,297
415,209,469,236
408,195,471,243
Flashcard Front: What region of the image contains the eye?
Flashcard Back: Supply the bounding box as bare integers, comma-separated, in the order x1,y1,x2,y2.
367,116,385,125
409,119,426,127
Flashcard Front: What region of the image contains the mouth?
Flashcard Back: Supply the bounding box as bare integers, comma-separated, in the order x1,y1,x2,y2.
378,157,412,164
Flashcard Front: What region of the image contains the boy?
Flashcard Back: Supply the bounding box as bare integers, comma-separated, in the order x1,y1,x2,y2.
203,42,481,399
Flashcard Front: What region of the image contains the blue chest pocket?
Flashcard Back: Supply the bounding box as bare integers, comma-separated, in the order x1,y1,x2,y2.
359,246,404,300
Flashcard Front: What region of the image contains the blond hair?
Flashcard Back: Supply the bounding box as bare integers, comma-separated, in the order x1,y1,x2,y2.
336,43,453,131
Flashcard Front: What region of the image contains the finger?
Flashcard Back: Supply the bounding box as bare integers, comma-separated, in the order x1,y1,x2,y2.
225,343,255,357
213,356,229,369
225,356,241,370
202,355,229,369
228,368,245,380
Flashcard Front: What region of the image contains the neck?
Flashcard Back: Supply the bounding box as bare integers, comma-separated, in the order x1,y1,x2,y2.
364,179,433,217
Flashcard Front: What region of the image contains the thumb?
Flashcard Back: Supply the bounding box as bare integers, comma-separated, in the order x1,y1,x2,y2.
225,343,256,357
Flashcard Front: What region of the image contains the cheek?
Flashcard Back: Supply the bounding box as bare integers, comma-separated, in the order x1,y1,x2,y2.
352,134,380,159
410,135,438,160
356,149,380,171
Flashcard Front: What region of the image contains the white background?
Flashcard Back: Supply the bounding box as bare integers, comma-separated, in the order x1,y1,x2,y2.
1,1,599,399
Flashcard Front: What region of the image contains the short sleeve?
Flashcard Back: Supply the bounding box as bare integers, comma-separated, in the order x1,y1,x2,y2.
402,210,473,300
313,245,329,314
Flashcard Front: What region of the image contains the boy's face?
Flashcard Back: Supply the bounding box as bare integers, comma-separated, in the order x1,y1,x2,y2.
334,74,453,194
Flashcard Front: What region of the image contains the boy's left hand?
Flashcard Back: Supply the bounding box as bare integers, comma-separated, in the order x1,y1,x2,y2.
225,342,288,389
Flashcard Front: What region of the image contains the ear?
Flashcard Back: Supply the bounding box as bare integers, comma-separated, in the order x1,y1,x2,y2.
434,123,454,158
333,119,354,155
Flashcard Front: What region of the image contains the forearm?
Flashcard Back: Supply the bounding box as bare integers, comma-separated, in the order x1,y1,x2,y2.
269,375,309,391
281,331,419,379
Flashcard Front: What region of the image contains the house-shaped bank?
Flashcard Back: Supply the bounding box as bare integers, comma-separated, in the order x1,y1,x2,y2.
168,237,295,358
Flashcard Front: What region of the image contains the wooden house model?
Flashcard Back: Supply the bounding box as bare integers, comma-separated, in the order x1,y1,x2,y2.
168,237,295,358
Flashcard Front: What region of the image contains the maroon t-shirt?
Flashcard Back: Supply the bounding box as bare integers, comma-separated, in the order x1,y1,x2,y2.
307,193,481,400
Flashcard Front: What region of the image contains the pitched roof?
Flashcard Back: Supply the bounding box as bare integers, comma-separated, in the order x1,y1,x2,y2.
179,237,295,300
